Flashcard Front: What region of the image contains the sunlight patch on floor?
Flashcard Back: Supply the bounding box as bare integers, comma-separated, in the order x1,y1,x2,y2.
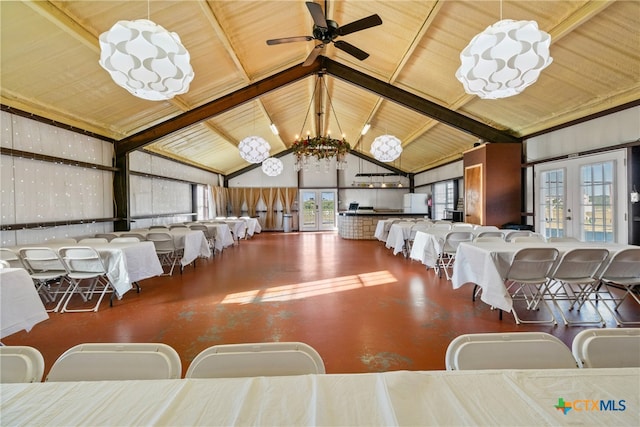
220,271,397,304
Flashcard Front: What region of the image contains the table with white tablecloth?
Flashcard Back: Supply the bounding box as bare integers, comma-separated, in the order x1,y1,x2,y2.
451,240,635,312
115,229,211,266
12,241,162,298
1,368,637,426
385,222,416,256
409,228,450,267
0,268,49,339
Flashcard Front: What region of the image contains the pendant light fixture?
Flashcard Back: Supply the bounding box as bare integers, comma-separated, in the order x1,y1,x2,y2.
455,1,552,99
261,157,284,176
370,134,402,162
98,2,194,101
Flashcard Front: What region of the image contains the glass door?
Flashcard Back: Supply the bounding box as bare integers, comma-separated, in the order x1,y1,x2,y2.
299,190,337,231
536,150,627,242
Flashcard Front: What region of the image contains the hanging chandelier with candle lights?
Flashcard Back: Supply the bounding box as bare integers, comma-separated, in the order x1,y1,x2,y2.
292,73,351,172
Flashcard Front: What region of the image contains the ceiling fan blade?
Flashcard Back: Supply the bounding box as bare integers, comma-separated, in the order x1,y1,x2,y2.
267,36,313,45
333,40,369,61
306,1,328,28
337,14,383,36
302,44,324,67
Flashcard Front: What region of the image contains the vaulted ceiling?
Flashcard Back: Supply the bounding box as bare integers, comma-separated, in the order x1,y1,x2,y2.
1,1,638,175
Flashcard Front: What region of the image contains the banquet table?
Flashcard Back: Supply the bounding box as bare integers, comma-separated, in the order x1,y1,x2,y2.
409,228,451,267
0,268,49,339
11,241,162,298
1,368,637,426
374,219,399,242
240,217,262,237
115,229,211,266
451,240,635,312
385,222,416,256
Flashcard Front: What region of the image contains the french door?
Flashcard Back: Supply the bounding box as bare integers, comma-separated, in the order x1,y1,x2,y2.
299,190,337,231
536,150,627,242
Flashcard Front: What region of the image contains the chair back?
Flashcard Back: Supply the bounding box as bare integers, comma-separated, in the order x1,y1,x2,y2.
186,342,325,378
549,248,609,281
505,231,532,242
58,246,106,277
149,225,169,230
572,328,640,368
189,224,211,237
548,237,580,242
599,248,640,283
121,233,146,241
505,248,559,283
476,231,504,240
511,236,546,243
473,236,504,243
445,332,576,370
110,237,141,243
451,223,473,230
95,233,117,242
46,343,181,382
0,248,25,269
78,238,108,244
0,346,45,383
18,247,67,278
146,232,176,253
169,224,188,229
442,231,474,253
431,222,452,231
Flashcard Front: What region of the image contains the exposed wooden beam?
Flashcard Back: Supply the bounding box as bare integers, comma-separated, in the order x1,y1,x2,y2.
323,58,522,144
116,61,322,156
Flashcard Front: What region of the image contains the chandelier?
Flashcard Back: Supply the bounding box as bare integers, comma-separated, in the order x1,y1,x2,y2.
455,2,552,100
292,73,351,172
98,19,194,101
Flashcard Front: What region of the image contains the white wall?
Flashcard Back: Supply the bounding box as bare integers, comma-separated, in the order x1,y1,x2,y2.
1,111,115,246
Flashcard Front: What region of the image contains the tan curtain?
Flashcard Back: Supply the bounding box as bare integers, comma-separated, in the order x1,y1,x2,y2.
248,188,261,217
265,188,277,229
275,187,284,227
229,188,243,217
212,186,228,217
283,187,297,214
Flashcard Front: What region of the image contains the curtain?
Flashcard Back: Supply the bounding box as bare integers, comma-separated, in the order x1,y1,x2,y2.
284,187,297,214
229,188,243,217
248,188,261,217
207,184,215,219
211,186,228,218
265,188,277,229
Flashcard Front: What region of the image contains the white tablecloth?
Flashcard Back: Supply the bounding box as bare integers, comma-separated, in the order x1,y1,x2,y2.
409,229,450,267
116,229,212,266
12,242,162,298
0,268,49,338
385,223,416,255
1,368,637,426
452,241,635,312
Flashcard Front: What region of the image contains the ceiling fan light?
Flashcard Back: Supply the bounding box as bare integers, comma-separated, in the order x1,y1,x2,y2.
99,19,194,101
370,135,402,162
239,136,271,164
455,19,552,99
261,157,284,176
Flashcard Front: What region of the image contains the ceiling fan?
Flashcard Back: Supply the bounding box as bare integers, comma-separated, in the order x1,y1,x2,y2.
266,1,383,66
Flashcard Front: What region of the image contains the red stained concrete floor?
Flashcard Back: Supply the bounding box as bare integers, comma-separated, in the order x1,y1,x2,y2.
4,231,637,377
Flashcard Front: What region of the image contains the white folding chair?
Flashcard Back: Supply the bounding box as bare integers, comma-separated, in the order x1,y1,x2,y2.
505,231,533,242
547,248,610,326
186,342,325,378
597,248,640,326
0,248,25,269
146,232,179,276
18,247,70,312
78,238,109,244
46,343,181,382
475,231,505,240
95,233,117,242
435,231,474,280
445,332,577,370
548,237,580,242
120,233,146,241
58,246,113,313
572,328,640,368
503,247,559,324
189,224,215,253
511,235,546,243
0,346,45,383
110,237,141,243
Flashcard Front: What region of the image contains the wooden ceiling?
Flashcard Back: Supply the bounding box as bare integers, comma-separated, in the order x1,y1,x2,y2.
1,1,638,175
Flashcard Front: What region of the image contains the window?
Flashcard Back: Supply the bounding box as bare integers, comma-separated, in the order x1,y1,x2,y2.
432,180,455,220
196,184,210,220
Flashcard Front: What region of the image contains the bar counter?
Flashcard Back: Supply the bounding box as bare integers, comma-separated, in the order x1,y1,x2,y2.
338,211,429,240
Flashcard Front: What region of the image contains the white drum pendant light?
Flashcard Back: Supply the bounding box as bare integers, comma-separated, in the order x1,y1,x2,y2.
455,19,552,99
99,19,194,101
261,157,284,176
239,136,271,164
370,135,402,162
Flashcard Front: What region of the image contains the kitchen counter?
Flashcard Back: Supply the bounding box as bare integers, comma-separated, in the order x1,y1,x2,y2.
338,211,429,239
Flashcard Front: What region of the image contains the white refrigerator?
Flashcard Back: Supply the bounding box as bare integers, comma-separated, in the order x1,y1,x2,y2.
403,193,428,213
